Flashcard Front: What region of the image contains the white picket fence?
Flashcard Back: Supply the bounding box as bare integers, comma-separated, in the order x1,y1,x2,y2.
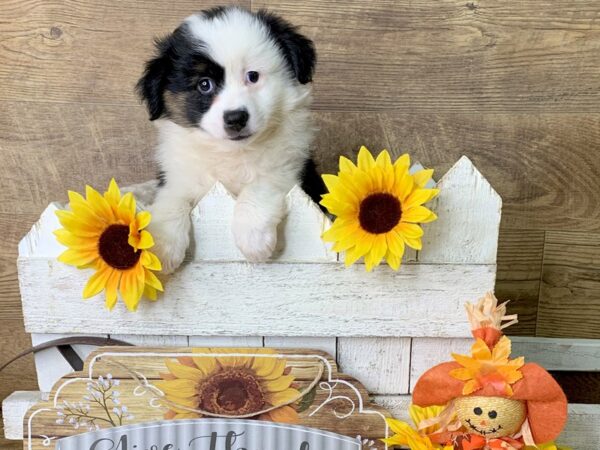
3,156,600,448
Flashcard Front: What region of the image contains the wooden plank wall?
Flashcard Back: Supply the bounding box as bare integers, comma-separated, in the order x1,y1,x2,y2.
1,0,599,446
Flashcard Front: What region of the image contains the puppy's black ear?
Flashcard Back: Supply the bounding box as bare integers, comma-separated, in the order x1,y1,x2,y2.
136,34,175,121
257,10,316,84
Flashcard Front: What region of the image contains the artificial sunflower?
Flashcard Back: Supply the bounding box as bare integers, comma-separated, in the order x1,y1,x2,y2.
54,179,163,311
156,348,301,424
382,404,453,450
321,146,439,271
450,336,525,396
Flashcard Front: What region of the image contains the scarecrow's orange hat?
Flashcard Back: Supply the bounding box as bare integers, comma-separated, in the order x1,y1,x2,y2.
412,293,568,444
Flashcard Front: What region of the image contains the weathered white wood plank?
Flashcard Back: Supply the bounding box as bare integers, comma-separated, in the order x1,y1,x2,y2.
264,337,337,357
2,391,45,440
191,183,334,262
338,337,411,394
410,337,600,392
18,203,64,258
191,182,241,261
374,395,600,450
31,333,107,392
188,336,263,347
276,185,336,262
409,338,471,392
109,335,188,346
20,260,492,336
419,156,502,264
511,336,600,372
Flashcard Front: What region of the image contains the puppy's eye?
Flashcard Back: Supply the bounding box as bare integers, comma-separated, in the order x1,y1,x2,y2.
488,410,497,419
473,407,483,416
246,71,260,84
198,77,214,94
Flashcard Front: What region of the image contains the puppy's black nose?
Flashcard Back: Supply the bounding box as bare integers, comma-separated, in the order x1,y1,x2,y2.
223,109,249,133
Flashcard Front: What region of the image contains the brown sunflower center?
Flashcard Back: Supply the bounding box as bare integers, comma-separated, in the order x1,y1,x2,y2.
197,368,265,416
98,224,140,270
359,193,402,234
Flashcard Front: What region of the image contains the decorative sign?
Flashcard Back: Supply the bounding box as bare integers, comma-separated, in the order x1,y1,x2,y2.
55,419,360,450
25,347,390,450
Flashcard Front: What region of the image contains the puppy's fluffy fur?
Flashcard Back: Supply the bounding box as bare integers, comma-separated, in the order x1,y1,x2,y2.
137,6,322,272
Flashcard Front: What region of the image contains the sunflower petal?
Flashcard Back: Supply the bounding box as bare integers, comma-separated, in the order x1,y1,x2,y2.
265,405,299,424
412,168,434,188
385,250,401,271
117,192,136,223
262,375,294,392
82,265,113,298
104,269,121,310
191,353,218,376
119,268,143,311
135,211,152,230
165,359,203,381
404,188,439,210
144,268,164,291
402,206,437,224
339,155,357,173
154,379,197,397
104,178,122,206
357,146,376,170
85,185,115,222
58,249,99,267
142,250,162,271
266,387,300,406
365,234,387,272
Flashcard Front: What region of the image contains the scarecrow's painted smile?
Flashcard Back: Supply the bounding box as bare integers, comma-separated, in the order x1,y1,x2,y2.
465,418,503,435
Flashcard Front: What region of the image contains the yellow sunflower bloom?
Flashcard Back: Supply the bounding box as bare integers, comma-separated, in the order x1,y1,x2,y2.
320,146,439,271
382,405,452,449
54,179,163,311
156,348,301,424
450,336,525,396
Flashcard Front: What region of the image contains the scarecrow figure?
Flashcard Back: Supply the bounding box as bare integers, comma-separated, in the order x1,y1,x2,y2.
386,293,568,450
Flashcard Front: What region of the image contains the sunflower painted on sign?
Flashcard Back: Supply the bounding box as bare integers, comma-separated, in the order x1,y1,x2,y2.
54,179,163,311
320,146,439,271
155,348,301,424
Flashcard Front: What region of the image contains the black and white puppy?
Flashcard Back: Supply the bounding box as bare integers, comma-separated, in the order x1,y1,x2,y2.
137,6,322,273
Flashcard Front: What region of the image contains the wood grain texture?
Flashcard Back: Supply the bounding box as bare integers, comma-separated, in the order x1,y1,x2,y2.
511,337,600,372
496,229,545,336
409,338,471,392
338,338,411,394
188,336,264,347
375,395,600,450
20,259,493,336
0,0,249,105
2,0,600,411
263,337,337,358
378,113,600,232
255,0,600,113
419,156,501,264
1,391,44,440
20,347,391,449
31,333,107,392
537,231,600,338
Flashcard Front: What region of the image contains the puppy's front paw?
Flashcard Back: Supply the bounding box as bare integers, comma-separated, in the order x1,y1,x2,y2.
147,220,189,274
233,204,277,263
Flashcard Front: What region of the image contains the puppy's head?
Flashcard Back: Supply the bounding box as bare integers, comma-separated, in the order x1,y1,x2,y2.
137,6,315,144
